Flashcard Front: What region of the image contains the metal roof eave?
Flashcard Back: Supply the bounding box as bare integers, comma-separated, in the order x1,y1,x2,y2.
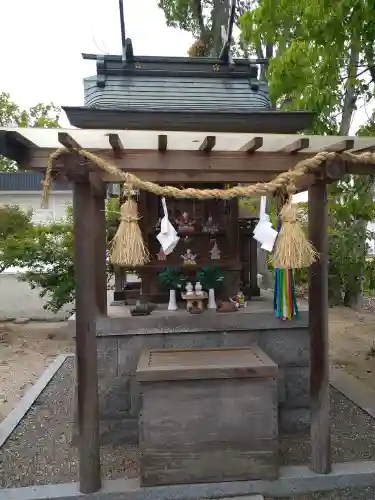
63,107,316,134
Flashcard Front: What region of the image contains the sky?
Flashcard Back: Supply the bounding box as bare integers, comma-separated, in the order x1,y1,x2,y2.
0,0,193,124
0,0,370,132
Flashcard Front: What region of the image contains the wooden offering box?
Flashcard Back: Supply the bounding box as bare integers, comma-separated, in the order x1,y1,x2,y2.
137,346,279,486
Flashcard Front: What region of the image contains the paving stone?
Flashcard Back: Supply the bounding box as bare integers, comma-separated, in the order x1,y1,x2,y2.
12,317,30,324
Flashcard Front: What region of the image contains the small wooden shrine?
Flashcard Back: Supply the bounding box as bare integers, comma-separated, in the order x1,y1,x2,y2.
61,31,315,304
1,106,375,499
1,6,375,498
136,190,242,301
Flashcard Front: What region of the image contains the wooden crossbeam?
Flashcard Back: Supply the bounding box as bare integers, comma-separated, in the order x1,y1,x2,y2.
108,134,124,157
323,162,346,181
58,132,81,150
6,131,37,148
351,143,375,154
158,134,168,152
240,136,263,153
324,139,354,152
27,149,318,174
199,136,216,152
281,138,310,154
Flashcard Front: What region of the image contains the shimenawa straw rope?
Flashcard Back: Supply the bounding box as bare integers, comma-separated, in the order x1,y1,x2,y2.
40,147,375,268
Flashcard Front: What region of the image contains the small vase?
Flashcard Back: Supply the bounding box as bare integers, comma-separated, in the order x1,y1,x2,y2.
195,281,203,295
168,289,178,311
208,288,216,309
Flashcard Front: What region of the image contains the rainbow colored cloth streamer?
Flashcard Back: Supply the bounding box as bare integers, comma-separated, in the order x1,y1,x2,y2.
274,268,299,320
273,220,299,320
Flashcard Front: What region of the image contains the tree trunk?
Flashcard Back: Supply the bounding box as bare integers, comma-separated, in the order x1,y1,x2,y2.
210,0,230,56
365,46,375,84
260,44,273,81
338,39,364,309
339,40,359,135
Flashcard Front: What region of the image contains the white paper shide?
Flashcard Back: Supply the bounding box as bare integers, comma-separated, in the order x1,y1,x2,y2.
156,197,179,255
253,196,278,252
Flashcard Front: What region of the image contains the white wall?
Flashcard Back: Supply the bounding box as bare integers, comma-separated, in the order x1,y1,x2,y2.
0,191,72,221
0,273,72,320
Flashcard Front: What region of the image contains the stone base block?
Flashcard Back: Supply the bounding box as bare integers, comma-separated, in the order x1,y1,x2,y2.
279,408,310,433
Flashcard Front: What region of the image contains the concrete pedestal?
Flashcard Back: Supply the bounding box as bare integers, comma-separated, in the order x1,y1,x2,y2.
70,297,310,445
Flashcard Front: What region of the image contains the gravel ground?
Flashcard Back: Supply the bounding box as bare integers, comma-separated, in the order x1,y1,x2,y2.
279,388,375,465
1,359,375,500
267,488,375,499
364,296,375,313
0,357,138,488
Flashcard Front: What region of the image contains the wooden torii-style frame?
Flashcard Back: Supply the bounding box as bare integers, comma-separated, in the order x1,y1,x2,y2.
1,127,375,493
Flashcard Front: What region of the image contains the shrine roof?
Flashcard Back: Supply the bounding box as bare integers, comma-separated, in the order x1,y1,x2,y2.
64,53,314,133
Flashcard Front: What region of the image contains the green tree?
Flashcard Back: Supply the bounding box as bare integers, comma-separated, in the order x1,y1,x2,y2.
0,198,120,313
240,0,375,134
0,92,60,171
0,205,33,272
239,0,375,306
158,0,236,56
159,0,375,306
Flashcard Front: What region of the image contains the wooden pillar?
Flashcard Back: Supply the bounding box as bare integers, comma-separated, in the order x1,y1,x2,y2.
249,220,260,296
308,180,331,474
93,191,107,316
114,266,124,290
73,179,101,493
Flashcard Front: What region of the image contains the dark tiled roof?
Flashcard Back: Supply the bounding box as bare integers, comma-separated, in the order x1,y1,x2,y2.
82,55,270,113
0,172,71,191
64,54,315,133
83,75,270,113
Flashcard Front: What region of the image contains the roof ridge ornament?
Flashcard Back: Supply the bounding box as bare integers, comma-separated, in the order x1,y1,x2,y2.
119,0,134,65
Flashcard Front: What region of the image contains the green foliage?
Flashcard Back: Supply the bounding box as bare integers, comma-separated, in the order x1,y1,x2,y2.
196,265,224,290
157,0,229,55
0,92,61,172
357,110,375,137
158,0,210,38
239,0,375,304
0,199,121,313
158,0,375,305
364,257,375,294
327,176,375,304
0,205,33,272
158,267,187,290
18,216,76,313
240,0,375,134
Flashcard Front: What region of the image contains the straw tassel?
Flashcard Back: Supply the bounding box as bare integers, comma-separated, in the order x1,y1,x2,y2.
40,147,67,209
109,196,150,267
272,200,317,269
41,156,53,209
